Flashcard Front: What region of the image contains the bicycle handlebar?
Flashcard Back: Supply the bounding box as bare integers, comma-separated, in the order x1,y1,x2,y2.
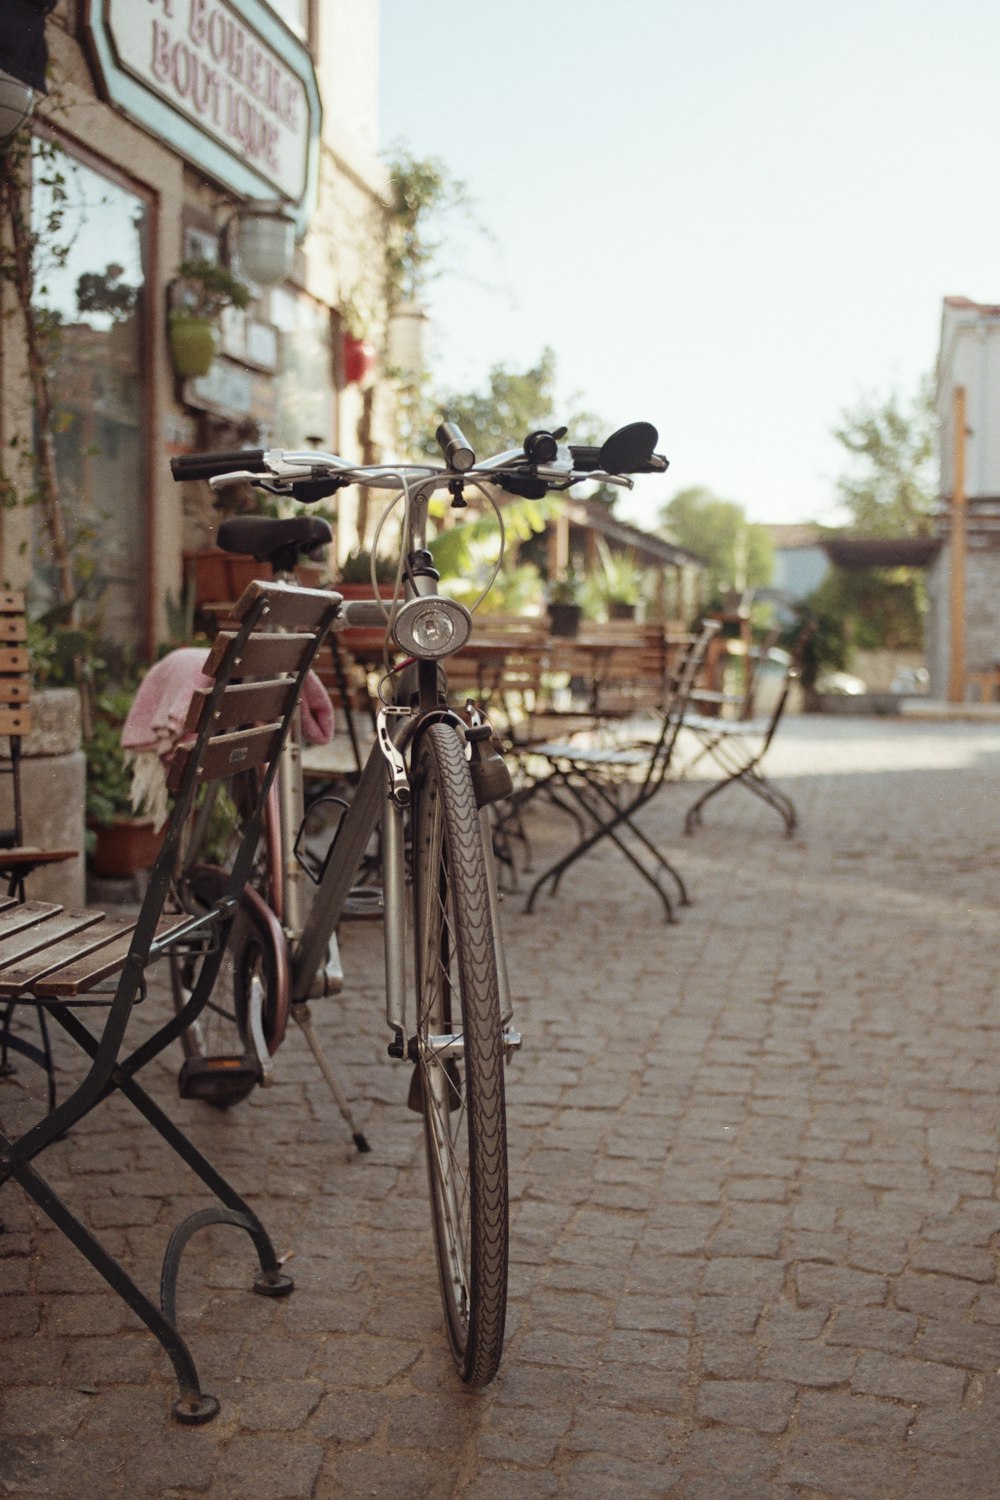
170,449,268,481
169,422,669,498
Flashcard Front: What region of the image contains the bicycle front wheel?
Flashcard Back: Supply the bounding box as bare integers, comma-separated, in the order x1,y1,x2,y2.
411,721,509,1387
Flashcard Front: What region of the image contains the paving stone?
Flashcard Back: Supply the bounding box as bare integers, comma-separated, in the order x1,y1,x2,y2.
795,1263,888,1308
760,1341,856,1387
793,1389,914,1441
695,1377,796,1433
914,1317,1000,1372
780,1434,911,1497
852,1351,968,1405
826,1305,919,1354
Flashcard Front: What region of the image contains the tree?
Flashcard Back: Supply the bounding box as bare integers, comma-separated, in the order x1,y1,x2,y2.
426,348,591,454
804,375,938,673
657,486,774,601
0,124,75,611
833,375,937,537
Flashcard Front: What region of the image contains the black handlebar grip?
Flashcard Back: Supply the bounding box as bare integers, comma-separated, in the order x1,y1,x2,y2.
170,449,267,481
435,421,475,473
567,445,603,472
569,435,668,476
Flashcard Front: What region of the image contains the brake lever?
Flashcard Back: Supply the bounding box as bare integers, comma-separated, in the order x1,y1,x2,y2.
208,469,279,490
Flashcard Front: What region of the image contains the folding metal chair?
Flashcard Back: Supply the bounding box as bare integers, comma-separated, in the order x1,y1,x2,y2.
0,580,342,1423
522,621,719,921
0,591,82,1111
682,621,815,837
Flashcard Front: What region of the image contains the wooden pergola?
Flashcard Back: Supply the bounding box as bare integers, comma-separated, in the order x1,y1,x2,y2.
545,494,706,623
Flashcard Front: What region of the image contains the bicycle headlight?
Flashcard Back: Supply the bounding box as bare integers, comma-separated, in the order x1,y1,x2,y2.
391,596,472,659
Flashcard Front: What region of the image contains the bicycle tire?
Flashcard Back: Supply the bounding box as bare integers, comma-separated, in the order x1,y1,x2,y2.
410,721,509,1387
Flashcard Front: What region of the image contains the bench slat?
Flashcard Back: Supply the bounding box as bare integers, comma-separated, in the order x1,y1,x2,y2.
204,630,319,679
0,900,65,938
0,914,137,996
183,677,297,736
166,720,284,793
0,707,31,735
33,914,192,999
231,581,341,632
0,908,105,972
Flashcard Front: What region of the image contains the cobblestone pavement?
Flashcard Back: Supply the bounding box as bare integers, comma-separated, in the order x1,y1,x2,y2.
3,714,1000,1499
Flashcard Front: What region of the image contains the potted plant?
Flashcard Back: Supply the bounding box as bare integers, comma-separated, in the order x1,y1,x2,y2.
336,546,398,597
547,568,583,637
168,258,251,378
85,686,163,877
592,544,644,622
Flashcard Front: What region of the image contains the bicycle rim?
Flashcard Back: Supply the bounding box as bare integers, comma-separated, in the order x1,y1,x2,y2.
411,721,508,1387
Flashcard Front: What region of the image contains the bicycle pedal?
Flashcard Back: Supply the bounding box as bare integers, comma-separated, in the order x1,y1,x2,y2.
342,885,384,920
177,1054,261,1107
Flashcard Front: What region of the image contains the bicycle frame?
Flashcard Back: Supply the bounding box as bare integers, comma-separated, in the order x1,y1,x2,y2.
272,480,513,1058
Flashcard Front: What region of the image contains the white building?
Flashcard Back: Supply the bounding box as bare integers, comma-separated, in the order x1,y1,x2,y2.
928,296,1000,698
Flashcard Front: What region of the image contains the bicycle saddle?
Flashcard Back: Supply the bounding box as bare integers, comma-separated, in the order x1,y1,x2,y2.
217,515,333,564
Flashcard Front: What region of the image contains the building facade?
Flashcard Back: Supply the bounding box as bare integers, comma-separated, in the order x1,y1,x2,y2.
1,0,393,658
929,296,1000,698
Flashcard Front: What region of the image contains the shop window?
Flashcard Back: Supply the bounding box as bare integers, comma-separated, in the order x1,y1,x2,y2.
269,287,335,452
30,145,149,654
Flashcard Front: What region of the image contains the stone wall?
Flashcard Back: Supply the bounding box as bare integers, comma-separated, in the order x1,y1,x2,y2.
0,688,85,907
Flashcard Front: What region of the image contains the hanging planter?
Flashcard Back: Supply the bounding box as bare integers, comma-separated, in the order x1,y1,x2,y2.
168,313,217,378
343,333,376,385
167,259,251,381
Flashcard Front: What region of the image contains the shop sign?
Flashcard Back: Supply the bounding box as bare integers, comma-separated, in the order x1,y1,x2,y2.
83,0,320,216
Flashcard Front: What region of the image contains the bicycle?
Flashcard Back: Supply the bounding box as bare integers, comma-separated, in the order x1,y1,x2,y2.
165,419,669,1386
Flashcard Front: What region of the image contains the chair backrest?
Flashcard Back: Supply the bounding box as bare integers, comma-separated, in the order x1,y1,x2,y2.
136,581,343,971
638,619,721,794
446,615,549,724
0,591,33,848
756,618,816,752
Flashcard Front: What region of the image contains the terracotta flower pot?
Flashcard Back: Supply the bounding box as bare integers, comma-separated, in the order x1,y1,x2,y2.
88,818,164,877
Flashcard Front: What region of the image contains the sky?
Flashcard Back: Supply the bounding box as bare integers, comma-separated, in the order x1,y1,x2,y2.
378,0,1000,533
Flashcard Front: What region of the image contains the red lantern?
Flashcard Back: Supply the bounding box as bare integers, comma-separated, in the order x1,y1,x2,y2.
343,334,375,385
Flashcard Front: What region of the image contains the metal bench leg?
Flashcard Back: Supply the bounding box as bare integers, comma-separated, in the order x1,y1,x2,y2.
49,1006,294,1296
524,802,677,923
5,1143,219,1424
685,757,797,835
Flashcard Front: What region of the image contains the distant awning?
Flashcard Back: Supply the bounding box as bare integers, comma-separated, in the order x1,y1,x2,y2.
0,0,56,93
822,536,941,571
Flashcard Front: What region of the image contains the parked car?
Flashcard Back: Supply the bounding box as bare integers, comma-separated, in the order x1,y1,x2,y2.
815,669,867,696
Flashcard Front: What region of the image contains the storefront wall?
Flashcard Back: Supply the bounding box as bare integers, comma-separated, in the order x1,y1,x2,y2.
1,1,391,657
